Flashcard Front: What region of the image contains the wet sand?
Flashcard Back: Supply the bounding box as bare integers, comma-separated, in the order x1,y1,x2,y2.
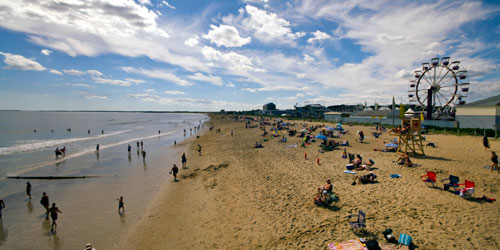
116,115,500,249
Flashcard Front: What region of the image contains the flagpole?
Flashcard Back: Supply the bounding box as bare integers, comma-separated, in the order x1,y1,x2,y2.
392,96,395,126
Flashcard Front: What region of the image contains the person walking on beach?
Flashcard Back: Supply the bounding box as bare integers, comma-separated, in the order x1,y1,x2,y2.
0,199,5,220
483,136,490,150
26,182,32,199
142,150,147,159
170,164,179,181
48,203,62,232
491,151,499,173
40,192,49,219
181,153,187,169
117,196,124,214
96,144,99,152
197,144,202,156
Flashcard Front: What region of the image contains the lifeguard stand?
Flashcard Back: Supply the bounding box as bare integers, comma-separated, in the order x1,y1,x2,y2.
396,118,425,155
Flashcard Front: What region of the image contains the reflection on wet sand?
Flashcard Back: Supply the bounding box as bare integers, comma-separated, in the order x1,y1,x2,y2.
0,221,8,245
27,200,33,214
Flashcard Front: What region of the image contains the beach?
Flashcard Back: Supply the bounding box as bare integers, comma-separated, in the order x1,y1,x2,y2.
116,114,500,249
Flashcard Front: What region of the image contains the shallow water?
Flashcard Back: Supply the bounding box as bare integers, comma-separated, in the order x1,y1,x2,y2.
0,111,207,250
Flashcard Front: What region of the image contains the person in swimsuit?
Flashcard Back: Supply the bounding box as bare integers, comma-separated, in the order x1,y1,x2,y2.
181,153,187,169
40,192,49,219
117,196,124,214
352,172,377,185
483,136,490,150
0,200,5,220
48,203,62,232
197,144,202,156
321,179,333,194
26,182,32,199
491,151,499,173
170,164,179,181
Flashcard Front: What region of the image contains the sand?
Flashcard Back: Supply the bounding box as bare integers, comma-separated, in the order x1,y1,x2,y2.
114,114,500,250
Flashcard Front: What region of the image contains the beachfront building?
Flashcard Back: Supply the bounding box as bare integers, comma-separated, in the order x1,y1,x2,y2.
324,112,343,122
456,94,500,129
263,102,276,111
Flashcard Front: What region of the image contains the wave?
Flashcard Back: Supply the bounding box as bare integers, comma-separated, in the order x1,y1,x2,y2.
0,129,133,155
5,130,177,178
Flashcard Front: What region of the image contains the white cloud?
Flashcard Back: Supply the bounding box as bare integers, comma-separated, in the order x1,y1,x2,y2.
144,88,157,93
226,82,236,87
303,54,314,62
164,90,186,95
93,77,144,87
122,66,192,86
307,30,331,44
296,73,306,78
201,46,266,73
162,1,175,9
85,95,108,99
184,36,199,47
138,0,151,5
87,70,103,77
63,69,85,76
203,24,251,47
0,52,46,71
65,83,94,88
187,72,224,86
49,69,63,75
127,93,258,111
240,5,304,44
243,85,310,92
41,49,52,56
0,0,211,72
125,78,146,84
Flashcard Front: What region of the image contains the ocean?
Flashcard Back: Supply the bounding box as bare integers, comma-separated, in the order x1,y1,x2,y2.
0,111,208,249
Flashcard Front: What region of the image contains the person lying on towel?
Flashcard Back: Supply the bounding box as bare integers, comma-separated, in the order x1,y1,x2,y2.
352,172,377,185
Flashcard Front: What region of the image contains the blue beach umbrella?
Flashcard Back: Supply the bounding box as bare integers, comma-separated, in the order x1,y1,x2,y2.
315,134,328,140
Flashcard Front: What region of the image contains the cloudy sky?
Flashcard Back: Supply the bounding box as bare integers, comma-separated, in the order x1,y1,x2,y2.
0,0,499,111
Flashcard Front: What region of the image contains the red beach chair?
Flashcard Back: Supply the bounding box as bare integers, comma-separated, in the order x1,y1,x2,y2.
421,171,437,187
458,180,475,197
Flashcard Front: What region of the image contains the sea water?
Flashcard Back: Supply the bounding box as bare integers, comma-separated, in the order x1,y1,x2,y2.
0,111,207,250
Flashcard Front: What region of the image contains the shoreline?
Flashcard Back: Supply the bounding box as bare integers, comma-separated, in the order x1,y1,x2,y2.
115,114,500,249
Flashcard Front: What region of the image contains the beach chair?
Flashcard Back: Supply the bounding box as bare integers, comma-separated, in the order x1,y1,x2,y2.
348,153,355,163
347,210,366,231
421,171,437,187
398,233,412,247
458,180,475,198
441,175,459,191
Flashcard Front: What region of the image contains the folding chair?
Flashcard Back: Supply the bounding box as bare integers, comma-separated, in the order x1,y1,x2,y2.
421,171,437,187
458,180,475,198
347,210,366,231
441,175,459,191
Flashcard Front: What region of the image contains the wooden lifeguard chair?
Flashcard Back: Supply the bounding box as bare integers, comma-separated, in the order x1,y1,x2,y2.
397,118,425,155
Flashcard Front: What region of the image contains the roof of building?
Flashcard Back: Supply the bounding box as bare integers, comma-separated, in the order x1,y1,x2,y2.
459,94,500,107
351,110,395,117
324,111,342,115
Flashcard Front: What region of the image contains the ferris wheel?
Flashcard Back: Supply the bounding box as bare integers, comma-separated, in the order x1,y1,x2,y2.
408,57,469,119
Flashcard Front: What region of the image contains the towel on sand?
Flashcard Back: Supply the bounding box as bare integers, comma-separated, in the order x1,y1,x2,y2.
328,239,367,250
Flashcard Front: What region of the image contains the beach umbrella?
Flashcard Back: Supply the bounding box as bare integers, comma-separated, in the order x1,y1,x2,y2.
325,127,335,130
315,134,328,140
300,129,308,132
281,123,288,126
384,143,398,148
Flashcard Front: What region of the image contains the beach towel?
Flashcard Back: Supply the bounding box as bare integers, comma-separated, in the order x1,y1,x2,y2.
328,239,367,250
398,233,412,246
284,144,297,148
390,174,401,178
344,170,356,174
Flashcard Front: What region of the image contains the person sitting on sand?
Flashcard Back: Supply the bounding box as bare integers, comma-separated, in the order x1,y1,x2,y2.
395,153,413,167
353,154,363,167
354,159,375,171
254,142,263,148
321,179,333,194
491,151,499,173
352,172,377,185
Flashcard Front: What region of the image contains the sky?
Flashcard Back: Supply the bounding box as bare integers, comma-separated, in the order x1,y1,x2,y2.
0,0,499,111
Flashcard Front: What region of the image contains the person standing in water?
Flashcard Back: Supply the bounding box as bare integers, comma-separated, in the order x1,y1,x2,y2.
170,164,179,181
40,192,49,219
137,141,140,148
96,144,100,152
181,153,187,169
26,182,32,199
127,144,131,153
117,196,124,214
142,150,146,159
48,203,62,232
101,130,104,134
0,199,5,220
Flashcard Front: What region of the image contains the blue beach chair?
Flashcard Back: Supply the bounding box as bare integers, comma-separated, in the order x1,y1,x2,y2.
442,175,460,191
347,210,366,231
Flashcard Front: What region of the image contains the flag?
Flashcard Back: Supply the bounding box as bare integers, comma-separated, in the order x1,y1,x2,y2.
420,112,424,121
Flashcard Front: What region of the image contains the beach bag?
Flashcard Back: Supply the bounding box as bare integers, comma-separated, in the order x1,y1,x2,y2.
398,233,412,246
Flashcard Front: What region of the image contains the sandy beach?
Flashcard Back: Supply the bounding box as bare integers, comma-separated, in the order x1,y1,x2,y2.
115,114,500,250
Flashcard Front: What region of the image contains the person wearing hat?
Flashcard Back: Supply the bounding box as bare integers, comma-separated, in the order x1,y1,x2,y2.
85,243,96,250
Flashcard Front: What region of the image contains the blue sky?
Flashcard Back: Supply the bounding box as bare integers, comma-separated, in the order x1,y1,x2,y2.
0,0,499,111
